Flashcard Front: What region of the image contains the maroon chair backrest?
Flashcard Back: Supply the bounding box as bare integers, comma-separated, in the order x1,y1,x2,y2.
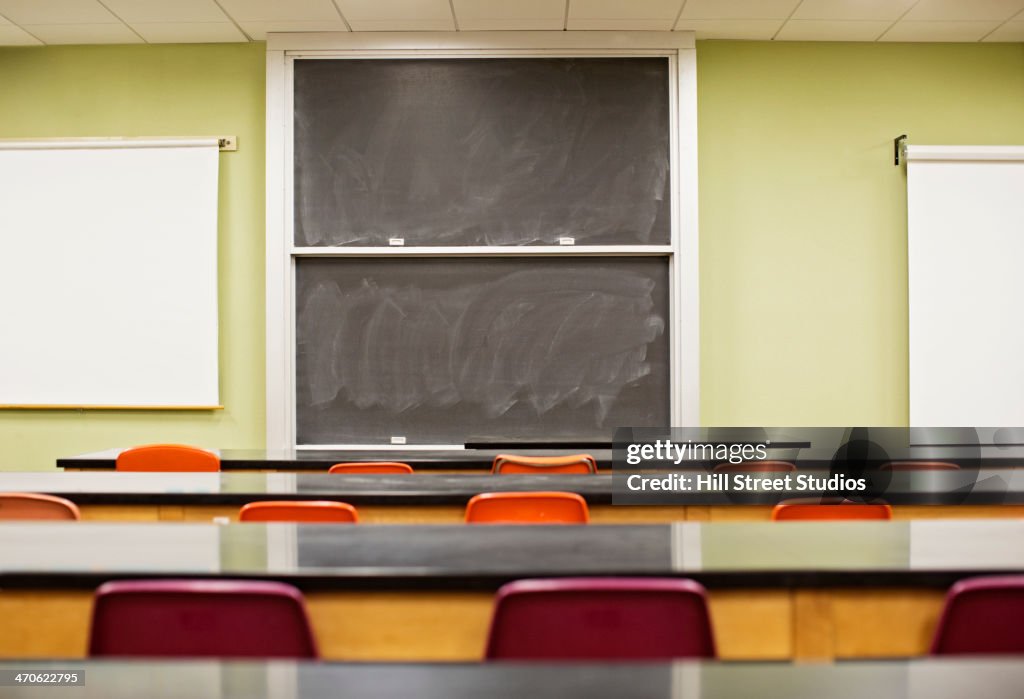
930,576,1024,655
485,577,715,660
89,579,318,659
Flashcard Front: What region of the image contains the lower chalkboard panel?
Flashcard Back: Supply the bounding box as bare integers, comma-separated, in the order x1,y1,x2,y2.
295,257,670,445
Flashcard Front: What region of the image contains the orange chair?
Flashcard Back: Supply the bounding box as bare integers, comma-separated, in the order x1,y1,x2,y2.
492,454,597,475
465,492,590,524
0,493,81,520
238,501,359,523
712,460,796,474
328,462,413,474
116,444,220,472
882,461,960,471
772,498,893,521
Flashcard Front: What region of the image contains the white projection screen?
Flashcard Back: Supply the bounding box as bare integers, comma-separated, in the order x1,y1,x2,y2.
0,139,220,408
907,145,1024,426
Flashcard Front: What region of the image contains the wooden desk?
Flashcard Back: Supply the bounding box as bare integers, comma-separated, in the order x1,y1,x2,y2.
2,659,1023,699
3,472,1023,524
1,520,1022,661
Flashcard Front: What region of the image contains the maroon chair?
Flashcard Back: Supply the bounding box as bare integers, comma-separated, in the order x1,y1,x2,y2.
89,579,318,658
930,576,1024,655
485,577,715,660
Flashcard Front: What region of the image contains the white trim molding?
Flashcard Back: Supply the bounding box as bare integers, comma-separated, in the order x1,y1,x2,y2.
268,31,695,52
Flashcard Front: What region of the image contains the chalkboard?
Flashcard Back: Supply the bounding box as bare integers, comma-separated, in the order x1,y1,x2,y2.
293,58,671,247
295,257,669,445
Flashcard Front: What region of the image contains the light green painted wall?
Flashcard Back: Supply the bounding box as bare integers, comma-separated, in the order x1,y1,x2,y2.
0,43,266,470
697,41,1024,427
1,41,1023,470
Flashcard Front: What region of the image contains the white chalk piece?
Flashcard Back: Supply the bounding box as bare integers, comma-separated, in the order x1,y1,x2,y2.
391,436,407,445
558,237,576,245
388,238,405,246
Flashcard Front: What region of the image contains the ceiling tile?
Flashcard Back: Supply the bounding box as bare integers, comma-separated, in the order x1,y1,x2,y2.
23,22,142,44
567,0,679,29
905,0,1024,21
336,0,454,30
792,0,917,21
880,20,1001,41
569,17,676,28
457,16,564,29
0,24,42,44
776,19,890,40
0,0,116,24
984,20,1024,40
679,0,800,20
240,19,350,38
216,0,340,22
130,22,246,43
569,0,681,20
345,17,455,29
674,18,783,38
454,0,563,30
101,0,227,23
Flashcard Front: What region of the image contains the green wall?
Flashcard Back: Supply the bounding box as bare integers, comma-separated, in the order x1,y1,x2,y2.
1,40,1023,469
697,41,1024,426
0,43,266,469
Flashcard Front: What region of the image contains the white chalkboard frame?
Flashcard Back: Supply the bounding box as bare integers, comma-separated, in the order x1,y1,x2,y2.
265,32,699,449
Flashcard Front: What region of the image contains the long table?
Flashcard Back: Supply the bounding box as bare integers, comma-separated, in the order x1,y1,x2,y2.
58,442,1024,471
57,448,576,472
2,520,1022,661
2,659,1023,699
4,471,1024,524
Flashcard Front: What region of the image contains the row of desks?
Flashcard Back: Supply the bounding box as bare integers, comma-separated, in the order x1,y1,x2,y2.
3,471,1023,523
2,519,1023,661
3,659,1022,699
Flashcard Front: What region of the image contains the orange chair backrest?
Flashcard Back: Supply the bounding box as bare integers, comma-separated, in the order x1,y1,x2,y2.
882,461,960,471
466,492,590,524
0,492,81,520
328,462,413,474
772,499,893,521
116,444,220,472
712,460,796,474
238,501,359,523
492,454,597,475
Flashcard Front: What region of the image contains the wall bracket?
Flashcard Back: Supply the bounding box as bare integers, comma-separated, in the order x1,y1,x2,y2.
894,134,907,166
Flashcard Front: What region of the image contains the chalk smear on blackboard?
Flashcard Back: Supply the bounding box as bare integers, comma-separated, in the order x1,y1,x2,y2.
298,269,664,425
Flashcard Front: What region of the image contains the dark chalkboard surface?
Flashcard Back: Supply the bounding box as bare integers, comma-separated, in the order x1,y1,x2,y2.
293,57,671,247
295,257,669,445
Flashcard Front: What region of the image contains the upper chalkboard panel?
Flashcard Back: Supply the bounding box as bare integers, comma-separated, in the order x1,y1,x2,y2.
293,58,671,247
295,257,669,445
